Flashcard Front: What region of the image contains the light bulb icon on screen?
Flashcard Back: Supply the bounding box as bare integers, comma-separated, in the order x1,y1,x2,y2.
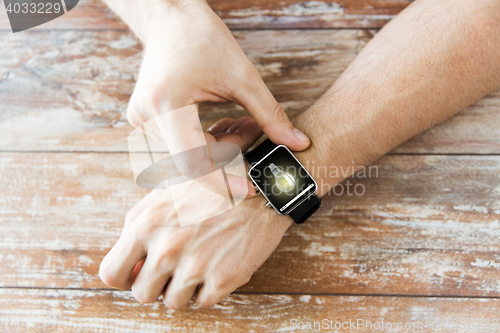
269,163,295,192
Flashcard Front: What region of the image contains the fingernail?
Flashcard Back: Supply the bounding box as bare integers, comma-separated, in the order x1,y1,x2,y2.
293,127,309,142
246,183,256,198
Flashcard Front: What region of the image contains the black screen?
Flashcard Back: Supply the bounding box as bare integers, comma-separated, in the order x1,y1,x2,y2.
248,146,316,214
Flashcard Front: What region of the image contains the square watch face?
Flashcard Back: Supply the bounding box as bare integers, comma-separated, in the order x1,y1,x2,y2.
248,145,317,215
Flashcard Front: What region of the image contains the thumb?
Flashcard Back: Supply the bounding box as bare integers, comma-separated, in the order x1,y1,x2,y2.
232,72,310,151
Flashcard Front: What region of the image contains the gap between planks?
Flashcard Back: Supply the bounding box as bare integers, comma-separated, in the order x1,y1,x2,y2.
2,286,500,300
0,150,499,156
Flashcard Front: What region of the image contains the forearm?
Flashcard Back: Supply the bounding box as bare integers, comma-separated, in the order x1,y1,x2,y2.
295,0,500,196
102,0,209,44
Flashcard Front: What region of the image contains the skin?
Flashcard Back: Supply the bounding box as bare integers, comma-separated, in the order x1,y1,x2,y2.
99,0,500,309
115,0,309,197
100,118,291,308
116,0,310,151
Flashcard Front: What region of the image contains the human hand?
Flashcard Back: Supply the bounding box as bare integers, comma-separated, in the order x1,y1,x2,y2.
126,0,310,152
99,117,293,309
132,105,261,199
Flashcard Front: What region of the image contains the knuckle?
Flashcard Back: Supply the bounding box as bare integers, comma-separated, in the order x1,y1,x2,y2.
230,66,258,98
98,261,114,286
134,207,166,239
126,109,142,129
124,210,135,228
181,258,206,281
150,250,178,276
195,286,226,308
270,102,288,124
99,260,126,290
126,82,168,128
212,273,238,291
142,205,161,224
164,297,185,310
142,83,165,112
241,65,260,83
196,299,211,308
142,73,194,113
127,227,147,251
126,96,146,128
210,270,251,292
132,286,156,304
195,293,215,308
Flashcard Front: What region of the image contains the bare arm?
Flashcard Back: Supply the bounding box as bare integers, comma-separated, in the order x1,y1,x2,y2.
101,0,310,150
295,0,500,195
100,0,500,309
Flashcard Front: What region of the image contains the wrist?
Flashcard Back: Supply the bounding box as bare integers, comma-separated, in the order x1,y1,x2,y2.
292,104,364,197
245,193,294,233
141,0,212,45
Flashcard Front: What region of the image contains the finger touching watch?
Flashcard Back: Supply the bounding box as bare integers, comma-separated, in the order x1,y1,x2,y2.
245,139,321,224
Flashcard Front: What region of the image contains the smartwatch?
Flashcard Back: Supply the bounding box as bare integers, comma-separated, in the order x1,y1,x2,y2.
245,139,321,224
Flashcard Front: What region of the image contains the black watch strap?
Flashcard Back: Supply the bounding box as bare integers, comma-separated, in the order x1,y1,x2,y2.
289,194,321,224
244,139,321,224
244,139,279,167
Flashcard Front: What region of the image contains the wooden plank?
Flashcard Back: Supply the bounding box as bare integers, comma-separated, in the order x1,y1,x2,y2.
0,288,499,332
1,153,499,297
0,0,412,31
209,0,413,29
1,29,499,153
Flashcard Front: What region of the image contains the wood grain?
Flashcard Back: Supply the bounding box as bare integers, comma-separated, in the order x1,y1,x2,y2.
1,152,499,297
1,29,499,153
0,0,412,31
1,0,497,329
1,288,499,333
209,0,413,29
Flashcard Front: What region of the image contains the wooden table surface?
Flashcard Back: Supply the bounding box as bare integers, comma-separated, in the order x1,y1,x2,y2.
1,0,500,332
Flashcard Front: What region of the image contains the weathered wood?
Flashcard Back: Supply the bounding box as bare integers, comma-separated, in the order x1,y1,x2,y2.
1,153,499,297
1,30,499,153
0,288,498,333
1,0,496,329
209,0,413,29
0,0,412,31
